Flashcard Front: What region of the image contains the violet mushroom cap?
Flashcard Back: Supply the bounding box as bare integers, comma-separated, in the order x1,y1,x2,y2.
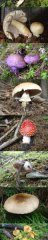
6,53,26,70
4,193,39,214
19,119,37,144
24,54,40,65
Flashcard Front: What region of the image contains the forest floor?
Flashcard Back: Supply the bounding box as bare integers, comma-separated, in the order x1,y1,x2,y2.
0,151,48,187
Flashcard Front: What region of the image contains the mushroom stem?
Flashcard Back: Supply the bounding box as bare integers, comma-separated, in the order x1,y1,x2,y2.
19,92,31,110
22,136,30,144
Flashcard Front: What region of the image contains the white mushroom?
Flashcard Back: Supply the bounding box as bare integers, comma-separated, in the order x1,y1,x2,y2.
12,82,42,109
3,10,31,39
4,193,39,214
30,22,44,37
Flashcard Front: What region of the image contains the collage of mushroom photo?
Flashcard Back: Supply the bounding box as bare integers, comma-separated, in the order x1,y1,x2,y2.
0,2,48,240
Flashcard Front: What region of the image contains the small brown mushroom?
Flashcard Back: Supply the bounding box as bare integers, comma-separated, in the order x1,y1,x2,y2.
30,22,44,37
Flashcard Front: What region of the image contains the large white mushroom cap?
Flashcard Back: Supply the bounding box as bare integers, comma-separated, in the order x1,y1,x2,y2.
12,82,42,98
4,193,39,214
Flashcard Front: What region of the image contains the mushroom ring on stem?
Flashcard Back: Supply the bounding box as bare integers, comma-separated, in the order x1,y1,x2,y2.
12,82,42,109
19,119,37,144
4,193,39,214
3,10,32,39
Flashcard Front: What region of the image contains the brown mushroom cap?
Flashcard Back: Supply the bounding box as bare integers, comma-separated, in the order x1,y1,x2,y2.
4,193,39,214
12,82,42,97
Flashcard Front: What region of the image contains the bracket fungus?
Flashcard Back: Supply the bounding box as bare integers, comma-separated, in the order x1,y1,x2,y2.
3,10,32,39
4,193,39,214
12,82,42,109
19,119,37,144
30,22,44,38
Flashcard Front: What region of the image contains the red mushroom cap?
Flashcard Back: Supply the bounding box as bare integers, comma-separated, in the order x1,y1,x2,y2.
19,119,37,137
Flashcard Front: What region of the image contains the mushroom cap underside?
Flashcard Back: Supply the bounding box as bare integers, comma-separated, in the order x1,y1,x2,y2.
12,82,42,97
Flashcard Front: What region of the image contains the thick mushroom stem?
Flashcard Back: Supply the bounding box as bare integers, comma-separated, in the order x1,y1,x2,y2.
19,92,31,110
22,135,30,144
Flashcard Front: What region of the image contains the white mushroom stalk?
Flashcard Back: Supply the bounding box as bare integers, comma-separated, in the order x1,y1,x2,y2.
22,135,31,144
19,92,31,109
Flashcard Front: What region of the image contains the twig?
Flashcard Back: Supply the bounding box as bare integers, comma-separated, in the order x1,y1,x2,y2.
0,122,18,142
0,115,24,150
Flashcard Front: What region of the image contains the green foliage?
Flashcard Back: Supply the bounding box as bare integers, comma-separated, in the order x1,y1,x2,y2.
0,68,11,81
41,71,48,80
25,67,35,80
0,0,48,7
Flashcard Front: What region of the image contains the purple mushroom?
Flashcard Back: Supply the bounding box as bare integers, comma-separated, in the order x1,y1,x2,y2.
6,53,26,73
24,54,40,65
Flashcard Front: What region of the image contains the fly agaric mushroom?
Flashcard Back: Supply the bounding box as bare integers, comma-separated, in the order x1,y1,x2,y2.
19,119,37,144
12,82,42,109
4,193,39,214
30,22,44,38
6,53,26,73
24,54,40,65
3,10,32,40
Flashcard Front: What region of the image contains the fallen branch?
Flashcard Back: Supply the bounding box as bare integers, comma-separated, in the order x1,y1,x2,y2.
0,115,24,150
0,122,18,142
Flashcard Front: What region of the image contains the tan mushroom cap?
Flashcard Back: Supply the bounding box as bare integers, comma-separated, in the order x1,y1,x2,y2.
12,82,42,97
4,193,39,214
30,22,44,37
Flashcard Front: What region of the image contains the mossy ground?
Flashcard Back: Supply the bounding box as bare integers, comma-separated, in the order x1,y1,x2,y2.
0,151,48,187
